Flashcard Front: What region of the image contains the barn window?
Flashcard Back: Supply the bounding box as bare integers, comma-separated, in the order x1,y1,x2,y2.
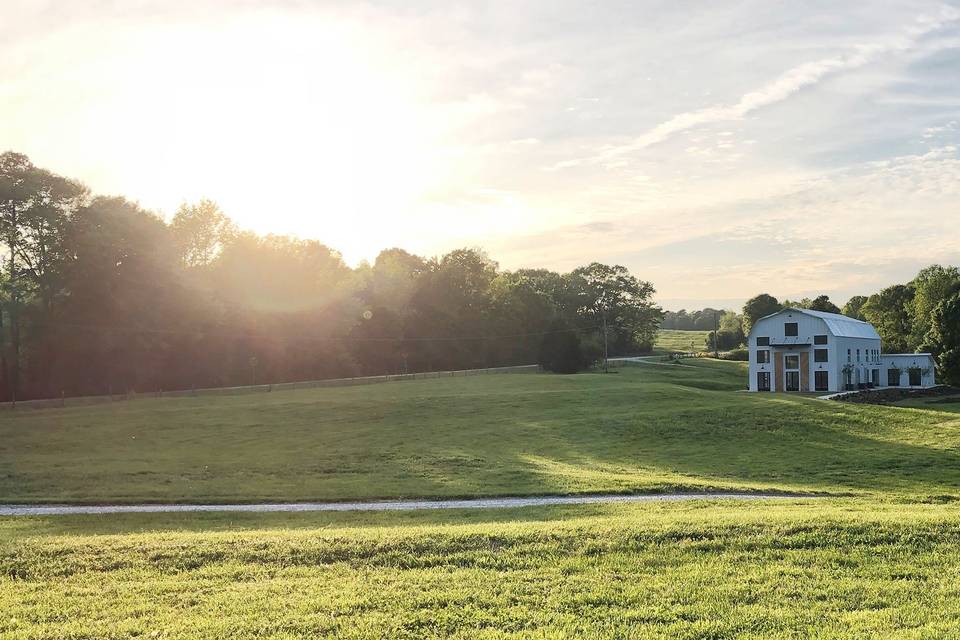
757,372,771,391
784,322,798,337
756,336,770,346
814,349,828,363
784,354,799,369
908,368,922,386
814,335,828,345
815,371,829,391
756,350,770,364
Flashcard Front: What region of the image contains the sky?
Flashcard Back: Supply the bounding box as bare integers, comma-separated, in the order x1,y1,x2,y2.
2,1,959,310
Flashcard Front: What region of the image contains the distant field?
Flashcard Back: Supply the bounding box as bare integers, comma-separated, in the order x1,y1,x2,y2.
3,357,960,504
5,500,960,638
654,329,710,353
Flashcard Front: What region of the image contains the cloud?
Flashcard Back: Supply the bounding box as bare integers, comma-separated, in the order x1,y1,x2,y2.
556,5,960,168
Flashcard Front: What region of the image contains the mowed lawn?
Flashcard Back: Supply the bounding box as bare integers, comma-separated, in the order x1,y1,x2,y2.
654,329,710,353
5,501,960,638
3,358,960,503
6,361,960,638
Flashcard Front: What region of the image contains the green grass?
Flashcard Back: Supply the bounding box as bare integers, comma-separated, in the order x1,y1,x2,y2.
3,358,960,504
7,359,960,637
894,395,960,414
6,500,960,638
654,329,710,354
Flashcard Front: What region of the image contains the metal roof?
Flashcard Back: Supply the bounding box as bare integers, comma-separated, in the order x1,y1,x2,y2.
756,308,881,340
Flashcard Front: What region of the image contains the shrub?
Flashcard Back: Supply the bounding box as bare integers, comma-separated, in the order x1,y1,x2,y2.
719,348,749,361
539,323,595,373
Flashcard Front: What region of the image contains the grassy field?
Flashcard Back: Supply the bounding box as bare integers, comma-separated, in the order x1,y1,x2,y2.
6,359,960,637
6,500,960,638
894,395,960,414
654,329,710,353
3,358,960,503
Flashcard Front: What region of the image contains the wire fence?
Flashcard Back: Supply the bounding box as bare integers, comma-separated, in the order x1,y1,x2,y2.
0,364,542,411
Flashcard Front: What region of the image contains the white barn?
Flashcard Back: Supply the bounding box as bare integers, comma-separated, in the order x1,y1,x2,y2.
746,308,936,393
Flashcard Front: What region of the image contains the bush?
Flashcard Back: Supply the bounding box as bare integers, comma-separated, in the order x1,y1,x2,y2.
719,348,749,361
941,348,960,387
539,324,592,373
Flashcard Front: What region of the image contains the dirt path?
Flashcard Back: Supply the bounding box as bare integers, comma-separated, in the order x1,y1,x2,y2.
0,492,818,517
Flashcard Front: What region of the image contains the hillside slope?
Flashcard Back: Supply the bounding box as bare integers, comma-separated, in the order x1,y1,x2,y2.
2,359,959,503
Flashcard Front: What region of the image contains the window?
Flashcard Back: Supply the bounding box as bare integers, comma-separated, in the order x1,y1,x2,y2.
847,349,851,363
856,349,860,362
785,371,800,391
814,349,828,363
814,335,828,345
908,368,922,386
815,370,829,392
784,322,798,337
757,371,771,391
871,369,880,387
784,354,799,369
756,349,770,364
756,337,770,346
887,369,901,387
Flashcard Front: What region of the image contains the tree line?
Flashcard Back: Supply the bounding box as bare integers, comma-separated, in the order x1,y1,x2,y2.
679,268,960,384
0,152,663,400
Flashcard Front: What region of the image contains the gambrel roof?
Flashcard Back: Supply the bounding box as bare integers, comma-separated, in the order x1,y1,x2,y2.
756,308,881,340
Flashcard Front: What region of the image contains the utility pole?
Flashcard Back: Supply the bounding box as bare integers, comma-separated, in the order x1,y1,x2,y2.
714,310,719,359
9,258,18,403
602,307,609,373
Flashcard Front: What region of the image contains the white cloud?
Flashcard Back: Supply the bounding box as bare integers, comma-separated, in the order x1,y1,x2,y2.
568,5,960,167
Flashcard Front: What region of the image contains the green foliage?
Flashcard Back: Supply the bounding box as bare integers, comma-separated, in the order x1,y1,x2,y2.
170,198,237,267
924,289,960,385
706,310,744,350
842,295,868,320
806,294,842,313
569,262,662,354
538,322,590,373
661,308,727,331
742,294,781,335
862,284,915,353
718,347,749,361
0,153,663,399
910,265,960,349
781,295,841,314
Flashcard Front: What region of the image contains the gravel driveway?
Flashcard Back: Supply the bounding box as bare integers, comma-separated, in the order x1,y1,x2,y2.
0,492,816,517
